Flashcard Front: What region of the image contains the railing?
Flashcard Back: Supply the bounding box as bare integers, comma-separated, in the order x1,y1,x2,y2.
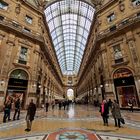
0,14,43,42
98,12,140,40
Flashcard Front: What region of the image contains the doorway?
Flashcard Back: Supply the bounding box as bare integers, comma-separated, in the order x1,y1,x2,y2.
67,89,74,100
113,68,139,107
6,69,29,108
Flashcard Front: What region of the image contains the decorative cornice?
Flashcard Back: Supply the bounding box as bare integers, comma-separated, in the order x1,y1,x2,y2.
107,37,124,46
13,62,30,69
21,0,43,14
96,0,119,14
18,39,33,47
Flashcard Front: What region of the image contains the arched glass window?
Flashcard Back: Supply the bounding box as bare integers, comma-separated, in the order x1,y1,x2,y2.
10,69,28,80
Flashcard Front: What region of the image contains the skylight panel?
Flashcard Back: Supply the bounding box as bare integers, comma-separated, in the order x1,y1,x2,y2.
44,0,95,75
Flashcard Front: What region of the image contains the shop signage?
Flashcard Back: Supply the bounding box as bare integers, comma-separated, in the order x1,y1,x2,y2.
114,68,133,79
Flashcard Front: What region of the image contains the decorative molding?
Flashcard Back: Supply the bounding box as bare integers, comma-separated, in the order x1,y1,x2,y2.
107,37,123,46
105,92,114,95
28,92,36,97
15,3,21,14
119,0,125,12
126,31,135,42
111,60,129,68
0,91,4,96
7,36,15,46
0,33,5,40
18,39,32,47
13,62,30,69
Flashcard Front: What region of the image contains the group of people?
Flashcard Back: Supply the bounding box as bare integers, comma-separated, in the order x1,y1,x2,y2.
3,97,132,132
3,98,21,123
45,100,71,113
58,100,71,110
100,99,123,128
3,98,36,132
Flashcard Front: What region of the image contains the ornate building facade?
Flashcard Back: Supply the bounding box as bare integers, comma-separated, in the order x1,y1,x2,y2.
0,0,64,109
77,0,140,108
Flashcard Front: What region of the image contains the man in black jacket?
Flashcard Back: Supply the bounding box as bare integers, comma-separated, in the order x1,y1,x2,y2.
13,98,21,120
25,99,36,132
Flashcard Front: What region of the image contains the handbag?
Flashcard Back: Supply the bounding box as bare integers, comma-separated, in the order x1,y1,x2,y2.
120,117,125,124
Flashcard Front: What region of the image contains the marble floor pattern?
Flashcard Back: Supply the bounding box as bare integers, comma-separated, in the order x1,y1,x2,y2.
1,130,139,140
0,104,140,140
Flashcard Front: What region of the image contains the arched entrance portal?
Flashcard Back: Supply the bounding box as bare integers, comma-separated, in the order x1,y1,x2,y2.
6,69,29,108
113,68,140,108
67,89,74,100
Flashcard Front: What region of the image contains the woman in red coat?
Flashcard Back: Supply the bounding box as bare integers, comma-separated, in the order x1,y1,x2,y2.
100,100,109,126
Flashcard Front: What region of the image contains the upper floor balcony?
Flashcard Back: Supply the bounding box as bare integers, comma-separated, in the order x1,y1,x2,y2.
0,14,43,43
98,12,140,40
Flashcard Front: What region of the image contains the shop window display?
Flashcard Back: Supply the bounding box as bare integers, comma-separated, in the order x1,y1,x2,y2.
113,68,139,108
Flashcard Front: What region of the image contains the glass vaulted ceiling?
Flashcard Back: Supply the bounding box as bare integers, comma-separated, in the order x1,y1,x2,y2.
44,0,95,75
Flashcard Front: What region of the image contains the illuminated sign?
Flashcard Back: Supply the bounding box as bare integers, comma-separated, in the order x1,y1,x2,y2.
113,68,133,79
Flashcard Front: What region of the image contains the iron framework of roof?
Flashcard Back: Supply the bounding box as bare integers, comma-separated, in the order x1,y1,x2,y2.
44,0,95,75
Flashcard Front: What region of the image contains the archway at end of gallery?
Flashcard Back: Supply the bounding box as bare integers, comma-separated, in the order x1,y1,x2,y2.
67,89,74,101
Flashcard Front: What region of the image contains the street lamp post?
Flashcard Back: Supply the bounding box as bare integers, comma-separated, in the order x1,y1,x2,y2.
0,80,5,86
100,84,105,100
100,75,105,100
36,83,41,107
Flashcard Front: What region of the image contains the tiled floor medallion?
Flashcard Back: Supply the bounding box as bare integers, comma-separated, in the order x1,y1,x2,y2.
46,128,99,140
58,131,88,140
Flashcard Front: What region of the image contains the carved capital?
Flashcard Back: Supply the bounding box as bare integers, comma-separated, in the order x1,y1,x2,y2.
15,3,21,14
126,31,135,42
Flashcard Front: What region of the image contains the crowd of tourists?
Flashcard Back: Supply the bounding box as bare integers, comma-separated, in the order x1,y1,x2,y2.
2,98,73,132
2,97,134,132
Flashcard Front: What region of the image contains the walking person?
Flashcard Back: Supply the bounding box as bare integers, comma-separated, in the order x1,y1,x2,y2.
128,99,133,112
100,100,109,126
58,101,62,110
52,100,55,110
25,99,36,132
111,100,122,128
58,101,62,117
63,100,66,110
108,99,113,109
46,101,49,112
3,100,11,123
51,100,55,116
45,101,49,116
13,98,21,120
7,99,12,121
66,100,70,110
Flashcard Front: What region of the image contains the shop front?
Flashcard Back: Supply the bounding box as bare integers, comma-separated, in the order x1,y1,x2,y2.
113,68,140,108
6,69,29,108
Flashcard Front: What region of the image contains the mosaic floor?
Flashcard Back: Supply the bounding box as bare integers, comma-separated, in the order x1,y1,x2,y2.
2,128,139,140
